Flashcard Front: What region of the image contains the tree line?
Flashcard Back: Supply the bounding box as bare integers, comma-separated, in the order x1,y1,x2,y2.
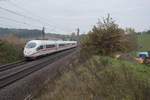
0,27,71,39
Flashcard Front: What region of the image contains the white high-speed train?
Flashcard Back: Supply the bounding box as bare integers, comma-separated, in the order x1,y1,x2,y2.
24,40,77,60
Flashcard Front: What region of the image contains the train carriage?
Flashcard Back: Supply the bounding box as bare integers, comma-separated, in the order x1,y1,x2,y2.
24,40,77,60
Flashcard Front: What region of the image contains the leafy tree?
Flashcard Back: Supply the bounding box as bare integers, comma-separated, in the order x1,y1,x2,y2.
79,14,137,56
125,28,139,51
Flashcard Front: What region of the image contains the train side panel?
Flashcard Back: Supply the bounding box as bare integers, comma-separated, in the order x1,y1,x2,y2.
24,40,77,59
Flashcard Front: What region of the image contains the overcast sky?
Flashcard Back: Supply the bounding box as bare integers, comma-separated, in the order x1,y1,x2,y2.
0,0,149,34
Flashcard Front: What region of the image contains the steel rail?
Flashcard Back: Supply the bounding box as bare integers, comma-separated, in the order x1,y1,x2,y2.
0,60,27,72
0,48,75,89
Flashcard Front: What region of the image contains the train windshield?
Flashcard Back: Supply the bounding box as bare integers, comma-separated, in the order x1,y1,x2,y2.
26,42,37,48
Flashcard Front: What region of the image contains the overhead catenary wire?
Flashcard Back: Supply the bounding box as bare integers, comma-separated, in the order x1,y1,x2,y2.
0,6,32,20
5,1,71,34
0,3,71,34
0,18,57,34
0,1,64,35
0,22,38,30
0,6,59,32
0,16,42,29
0,0,54,28
7,1,55,27
0,17,58,34
0,6,48,26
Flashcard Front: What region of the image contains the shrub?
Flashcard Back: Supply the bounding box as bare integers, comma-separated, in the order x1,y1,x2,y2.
0,35,24,65
79,14,138,56
125,28,139,52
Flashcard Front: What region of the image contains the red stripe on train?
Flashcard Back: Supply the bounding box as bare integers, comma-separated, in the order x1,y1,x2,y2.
30,47,57,56
29,45,75,56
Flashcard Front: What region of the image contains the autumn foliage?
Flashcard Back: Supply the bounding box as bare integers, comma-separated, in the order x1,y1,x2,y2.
80,15,138,56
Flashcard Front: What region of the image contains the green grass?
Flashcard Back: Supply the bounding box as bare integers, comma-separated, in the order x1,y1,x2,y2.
130,34,150,56
34,55,150,100
137,34,150,52
94,56,150,80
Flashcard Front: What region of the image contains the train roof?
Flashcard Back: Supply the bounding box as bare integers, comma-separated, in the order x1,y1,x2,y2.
28,40,55,44
27,40,77,44
56,41,77,44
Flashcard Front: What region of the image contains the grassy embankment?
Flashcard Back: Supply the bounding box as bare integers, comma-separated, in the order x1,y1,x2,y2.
0,35,25,66
33,35,150,100
34,54,150,100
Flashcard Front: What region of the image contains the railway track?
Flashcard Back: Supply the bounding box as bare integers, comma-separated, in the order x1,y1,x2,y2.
0,60,27,72
0,48,76,89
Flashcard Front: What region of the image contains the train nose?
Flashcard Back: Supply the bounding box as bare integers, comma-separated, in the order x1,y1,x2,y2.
24,50,28,55
24,49,32,56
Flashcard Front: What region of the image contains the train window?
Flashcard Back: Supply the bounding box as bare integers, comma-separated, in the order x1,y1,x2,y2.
46,45,55,48
36,45,43,51
59,44,65,47
67,43,71,45
26,42,36,48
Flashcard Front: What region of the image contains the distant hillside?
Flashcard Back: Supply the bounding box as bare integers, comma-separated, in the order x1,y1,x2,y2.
0,28,41,38
0,27,69,39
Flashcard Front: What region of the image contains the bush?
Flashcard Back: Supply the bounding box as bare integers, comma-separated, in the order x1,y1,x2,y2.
0,35,24,65
79,14,138,56
125,28,139,52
